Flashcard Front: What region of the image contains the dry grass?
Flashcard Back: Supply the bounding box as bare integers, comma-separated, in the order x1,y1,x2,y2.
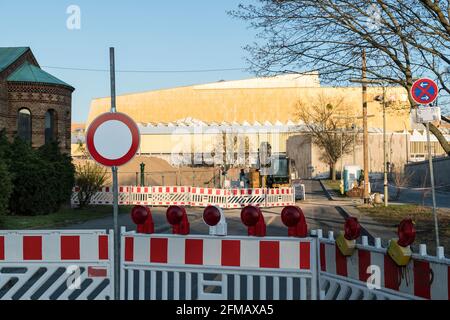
323,180,345,197
357,204,450,251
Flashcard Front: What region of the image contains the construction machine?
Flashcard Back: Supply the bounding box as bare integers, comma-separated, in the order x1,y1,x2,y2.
249,142,291,188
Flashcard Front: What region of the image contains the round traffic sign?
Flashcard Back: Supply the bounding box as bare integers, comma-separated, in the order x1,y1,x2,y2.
86,112,140,167
411,78,439,105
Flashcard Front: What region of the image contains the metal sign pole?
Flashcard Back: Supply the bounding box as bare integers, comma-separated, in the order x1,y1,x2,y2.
109,47,120,300
425,122,440,248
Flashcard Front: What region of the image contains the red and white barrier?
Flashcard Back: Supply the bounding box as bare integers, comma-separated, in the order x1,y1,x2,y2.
120,230,317,300
318,233,450,300
0,230,114,300
123,234,313,270
190,187,228,208
226,188,266,208
72,186,296,208
265,188,295,207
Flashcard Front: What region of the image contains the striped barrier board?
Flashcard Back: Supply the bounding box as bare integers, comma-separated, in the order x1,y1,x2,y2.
318,235,450,300
226,188,266,208
0,230,114,300
120,230,317,300
190,187,228,208
71,186,130,206
129,186,191,206
265,188,295,207
71,186,297,208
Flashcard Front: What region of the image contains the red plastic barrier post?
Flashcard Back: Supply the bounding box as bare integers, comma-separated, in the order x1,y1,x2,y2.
281,206,308,237
166,205,190,235
241,206,266,237
131,205,154,234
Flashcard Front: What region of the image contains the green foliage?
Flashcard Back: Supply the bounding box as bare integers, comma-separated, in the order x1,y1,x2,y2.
0,132,75,216
0,131,13,215
38,141,75,209
75,161,109,209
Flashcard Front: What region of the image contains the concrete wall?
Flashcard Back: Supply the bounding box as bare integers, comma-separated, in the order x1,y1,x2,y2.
286,135,313,178
287,132,410,179
405,157,450,191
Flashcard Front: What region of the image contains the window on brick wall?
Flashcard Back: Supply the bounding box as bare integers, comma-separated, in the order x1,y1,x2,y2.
45,109,56,144
17,108,32,143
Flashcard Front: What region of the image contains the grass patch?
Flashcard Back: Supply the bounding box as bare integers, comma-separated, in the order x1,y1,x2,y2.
0,205,132,230
322,180,345,197
357,204,450,250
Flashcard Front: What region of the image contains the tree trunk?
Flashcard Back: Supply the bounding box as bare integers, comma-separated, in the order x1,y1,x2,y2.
330,163,337,181
427,123,450,156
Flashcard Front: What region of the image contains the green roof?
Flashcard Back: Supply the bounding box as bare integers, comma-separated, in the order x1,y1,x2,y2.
0,47,29,72
7,61,73,88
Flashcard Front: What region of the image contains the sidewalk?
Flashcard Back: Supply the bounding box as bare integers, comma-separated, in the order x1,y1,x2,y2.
319,179,397,245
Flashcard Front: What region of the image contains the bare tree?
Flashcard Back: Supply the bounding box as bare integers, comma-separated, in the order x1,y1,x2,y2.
75,161,109,208
390,168,414,200
230,0,450,155
295,94,358,180
210,131,252,186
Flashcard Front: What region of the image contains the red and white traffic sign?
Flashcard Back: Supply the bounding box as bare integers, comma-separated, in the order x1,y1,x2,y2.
86,112,140,167
410,78,439,105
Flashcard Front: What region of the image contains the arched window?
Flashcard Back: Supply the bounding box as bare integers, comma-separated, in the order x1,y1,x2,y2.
17,108,32,143
45,109,56,144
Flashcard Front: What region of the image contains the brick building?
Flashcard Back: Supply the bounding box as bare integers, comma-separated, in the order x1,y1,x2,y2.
0,47,74,153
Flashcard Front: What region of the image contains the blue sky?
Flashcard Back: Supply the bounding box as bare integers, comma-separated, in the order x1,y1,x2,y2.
0,1,256,122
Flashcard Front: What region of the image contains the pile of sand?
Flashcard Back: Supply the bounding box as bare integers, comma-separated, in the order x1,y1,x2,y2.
73,156,241,187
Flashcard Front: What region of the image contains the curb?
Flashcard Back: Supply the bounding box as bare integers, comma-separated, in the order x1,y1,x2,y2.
318,179,336,201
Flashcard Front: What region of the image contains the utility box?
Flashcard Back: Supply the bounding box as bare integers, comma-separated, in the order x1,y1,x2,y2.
343,165,361,193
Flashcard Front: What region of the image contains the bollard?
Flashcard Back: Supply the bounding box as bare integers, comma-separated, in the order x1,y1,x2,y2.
203,206,227,236
241,205,266,237
166,205,190,235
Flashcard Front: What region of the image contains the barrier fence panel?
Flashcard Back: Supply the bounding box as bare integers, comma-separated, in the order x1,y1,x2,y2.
265,188,295,207
317,232,450,300
120,230,317,300
71,186,297,208
1,227,448,301
0,230,114,300
152,186,191,206
190,188,228,208
226,189,266,208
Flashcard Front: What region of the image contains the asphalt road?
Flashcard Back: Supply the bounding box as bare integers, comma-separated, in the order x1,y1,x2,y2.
371,179,450,209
